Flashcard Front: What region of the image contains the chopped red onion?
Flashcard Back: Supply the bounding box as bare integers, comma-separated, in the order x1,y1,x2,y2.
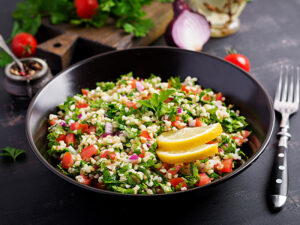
101,133,112,138
60,120,66,126
136,81,144,92
146,143,151,148
78,114,82,119
165,9,211,51
173,0,189,17
105,122,113,134
128,154,139,163
177,108,183,113
188,120,196,127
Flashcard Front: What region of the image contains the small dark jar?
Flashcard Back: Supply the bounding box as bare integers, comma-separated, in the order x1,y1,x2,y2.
3,57,53,99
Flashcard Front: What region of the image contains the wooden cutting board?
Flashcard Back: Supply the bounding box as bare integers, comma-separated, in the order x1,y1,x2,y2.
36,2,173,73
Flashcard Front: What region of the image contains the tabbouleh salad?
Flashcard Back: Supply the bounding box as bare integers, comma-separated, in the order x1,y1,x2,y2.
47,73,251,194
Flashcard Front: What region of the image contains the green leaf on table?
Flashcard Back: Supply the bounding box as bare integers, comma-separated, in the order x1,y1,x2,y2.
0,146,26,161
0,51,13,68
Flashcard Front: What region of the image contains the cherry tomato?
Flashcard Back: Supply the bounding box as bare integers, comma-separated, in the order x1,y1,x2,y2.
169,178,188,189
81,145,97,161
220,158,233,173
195,173,211,186
11,33,37,58
65,133,76,146
224,53,250,72
75,0,98,19
62,152,74,169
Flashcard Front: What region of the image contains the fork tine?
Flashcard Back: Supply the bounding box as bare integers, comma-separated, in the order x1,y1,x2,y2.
295,67,300,104
275,65,283,101
288,66,294,102
281,66,289,102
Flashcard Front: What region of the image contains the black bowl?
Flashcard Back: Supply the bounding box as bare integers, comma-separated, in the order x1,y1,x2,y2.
26,47,274,196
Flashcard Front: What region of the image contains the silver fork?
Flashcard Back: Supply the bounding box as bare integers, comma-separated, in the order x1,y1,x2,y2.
271,65,299,210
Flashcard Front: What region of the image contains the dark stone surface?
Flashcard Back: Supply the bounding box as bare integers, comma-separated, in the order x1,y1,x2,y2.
1,0,300,225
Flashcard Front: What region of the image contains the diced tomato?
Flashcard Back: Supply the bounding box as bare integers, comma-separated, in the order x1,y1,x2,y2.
195,118,202,127
65,133,76,146
56,134,66,143
207,139,217,144
142,94,151,100
70,122,80,131
169,178,188,189
172,121,185,129
181,85,189,93
81,145,98,161
138,149,145,158
233,136,243,146
131,79,136,89
216,92,223,101
49,119,57,126
126,101,137,109
79,123,89,133
168,165,182,176
162,163,170,170
164,97,174,103
241,130,251,138
87,125,96,134
75,102,89,108
62,152,73,169
81,174,92,185
140,130,151,140
191,88,201,95
196,173,211,186
168,81,171,88
93,181,106,189
81,89,89,96
220,158,233,172
202,94,211,101
101,150,116,160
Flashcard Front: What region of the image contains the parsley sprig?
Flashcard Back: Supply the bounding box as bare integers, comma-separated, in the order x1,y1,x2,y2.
0,146,26,161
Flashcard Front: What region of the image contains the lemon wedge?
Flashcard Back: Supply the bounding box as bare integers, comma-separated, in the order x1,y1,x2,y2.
157,123,222,151
156,144,218,164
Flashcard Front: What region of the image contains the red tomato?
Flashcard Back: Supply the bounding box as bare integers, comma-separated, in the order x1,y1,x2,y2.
224,53,250,72
164,97,173,103
216,92,223,101
81,145,97,161
70,122,80,131
220,158,233,172
49,119,57,126
126,101,137,109
232,136,243,146
75,102,89,108
162,163,170,170
65,133,76,146
138,149,145,158
81,174,92,185
142,94,152,100
169,178,188,188
241,130,251,138
201,94,211,101
11,33,37,58
75,0,98,19
93,181,106,189
82,89,89,96
195,118,202,127
196,173,211,186
101,150,116,160
131,79,136,89
168,165,182,176
87,125,96,134
181,85,189,93
62,152,74,169
56,134,66,143
79,124,89,133
140,131,151,140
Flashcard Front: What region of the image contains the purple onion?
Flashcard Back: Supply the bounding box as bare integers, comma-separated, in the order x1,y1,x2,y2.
136,81,144,92
105,122,113,134
188,120,196,127
104,113,107,117
78,114,82,119
146,143,151,148
165,9,211,51
101,133,112,138
128,154,139,163
177,108,183,113
60,121,66,127
173,0,189,17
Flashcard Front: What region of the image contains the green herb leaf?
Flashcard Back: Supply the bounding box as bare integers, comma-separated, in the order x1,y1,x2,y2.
0,146,26,161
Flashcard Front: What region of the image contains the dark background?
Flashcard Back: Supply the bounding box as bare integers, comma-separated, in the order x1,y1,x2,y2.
1,0,300,225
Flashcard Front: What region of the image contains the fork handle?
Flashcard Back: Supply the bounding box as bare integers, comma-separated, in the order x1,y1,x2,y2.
270,138,289,210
